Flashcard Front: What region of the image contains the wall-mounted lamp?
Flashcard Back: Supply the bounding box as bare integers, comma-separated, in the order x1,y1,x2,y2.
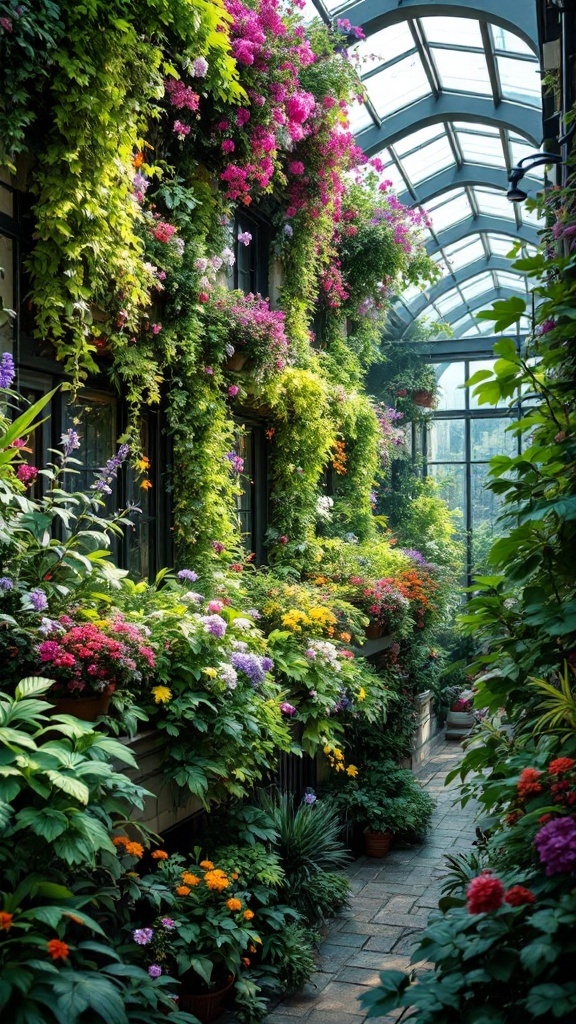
506,152,563,202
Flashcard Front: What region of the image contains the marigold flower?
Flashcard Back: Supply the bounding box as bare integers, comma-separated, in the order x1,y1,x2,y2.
152,850,169,860
176,885,191,896
241,957,251,967
231,872,239,880
226,898,242,911
244,910,255,921
151,685,172,704
339,632,352,642
112,835,129,847
466,871,505,914
200,860,214,869
0,912,13,930
125,842,144,858
346,764,359,777
505,885,535,907
548,757,576,776
47,938,70,961
182,873,200,886
204,870,230,891
517,767,543,800
133,151,144,168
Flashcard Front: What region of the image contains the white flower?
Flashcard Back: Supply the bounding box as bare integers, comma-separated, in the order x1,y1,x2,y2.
233,618,253,631
316,495,334,521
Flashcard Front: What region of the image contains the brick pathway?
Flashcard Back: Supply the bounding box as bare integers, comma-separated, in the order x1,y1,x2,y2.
265,742,477,1024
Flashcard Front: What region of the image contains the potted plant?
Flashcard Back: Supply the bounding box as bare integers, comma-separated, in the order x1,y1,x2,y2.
34,613,156,720
326,760,435,858
125,852,262,1022
344,576,411,638
445,689,476,739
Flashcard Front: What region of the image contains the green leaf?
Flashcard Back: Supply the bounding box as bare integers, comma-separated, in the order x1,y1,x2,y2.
15,677,55,700
44,770,90,804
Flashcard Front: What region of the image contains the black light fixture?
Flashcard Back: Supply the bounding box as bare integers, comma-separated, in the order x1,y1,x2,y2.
506,151,562,202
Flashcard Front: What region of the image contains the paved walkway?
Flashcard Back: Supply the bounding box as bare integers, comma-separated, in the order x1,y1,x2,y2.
265,742,477,1024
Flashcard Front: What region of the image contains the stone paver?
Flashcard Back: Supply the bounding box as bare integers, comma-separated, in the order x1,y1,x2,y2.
264,741,477,1024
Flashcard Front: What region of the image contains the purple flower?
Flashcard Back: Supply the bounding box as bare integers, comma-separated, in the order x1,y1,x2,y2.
61,429,81,457
228,385,239,398
401,548,434,570
237,231,252,246
0,351,15,390
225,451,244,474
177,569,199,582
148,964,162,978
28,588,48,612
133,928,154,945
283,224,293,238
0,577,13,591
161,917,176,930
201,614,227,638
535,817,576,875
280,701,296,716
230,651,267,685
303,789,317,805
192,57,209,77
261,656,274,673
92,444,130,494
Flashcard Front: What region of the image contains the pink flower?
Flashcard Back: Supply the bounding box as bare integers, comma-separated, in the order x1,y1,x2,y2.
173,120,191,140
17,465,38,486
198,292,210,303
151,323,162,335
222,139,235,153
204,366,214,375
228,385,240,397
287,161,305,175
212,541,225,554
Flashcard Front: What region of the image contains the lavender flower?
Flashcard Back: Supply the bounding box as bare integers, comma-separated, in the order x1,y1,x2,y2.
201,614,227,638
283,224,293,238
27,588,48,612
401,548,434,570
0,577,13,591
230,651,267,685
60,429,81,457
0,351,15,390
177,568,199,582
237,231,252,246
183,591,203,603
303,789,317,805
219,663,238,689
225,451,244,474
133,928,154,945
161,918,176,929
280,701,296,716
192,57,209,77
92,443,130,494
261,656,274,673
148,964,162,978
534,817,576,875
39,616,64,635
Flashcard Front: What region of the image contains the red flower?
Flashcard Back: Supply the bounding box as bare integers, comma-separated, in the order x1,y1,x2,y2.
466,871,505,914
229,563,243,573
517,767,543,800
47,938,70,961
548,757,575,776
505,885,535,907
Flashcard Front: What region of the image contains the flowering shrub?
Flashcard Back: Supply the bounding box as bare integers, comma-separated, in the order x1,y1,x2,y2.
35,615,156,698
199,288,291,379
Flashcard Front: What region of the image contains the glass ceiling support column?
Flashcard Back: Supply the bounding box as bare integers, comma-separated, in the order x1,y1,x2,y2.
356,94,541,155
346,0,539,54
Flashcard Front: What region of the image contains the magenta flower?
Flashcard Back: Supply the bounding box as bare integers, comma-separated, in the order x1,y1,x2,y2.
148,964,162,978
228,384,240,397
280,701,296,716
133,928,154,945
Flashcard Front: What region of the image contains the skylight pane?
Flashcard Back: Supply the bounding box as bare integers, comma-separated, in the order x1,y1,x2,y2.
395,124,445,156
491,27,534,57
497,56,541,106
484,233,517,257
426,191,472,232
435,290,465,314
401,137,456,184
521,204,545,228
442,238,485,270
494,271,527,290
421,16,483,48
347,98,374,133
353,21,416,76
509,139,546,179
366,53,430,116
456,130,504,166
474,187,517,220
431,47,492,95
460,273,493,300
298,0,324,24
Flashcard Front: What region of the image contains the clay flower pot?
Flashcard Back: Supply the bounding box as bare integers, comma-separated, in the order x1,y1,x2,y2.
412,389,436,408
49,692,112,721
365,619,385,640
178,973,235,1023
364,828,393,858
224,351,248,371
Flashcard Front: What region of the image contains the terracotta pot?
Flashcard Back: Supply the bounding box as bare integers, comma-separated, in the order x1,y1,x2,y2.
178,973,235,1023
224,352,248,371
412,390,436,408
49,693,111,721
364,829,393,858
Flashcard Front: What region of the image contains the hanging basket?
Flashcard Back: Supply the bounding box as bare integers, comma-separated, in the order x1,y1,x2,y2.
365,619,385,640
178,973,235,1023
412,390,436,409
48,692,112,721
364,829,393,858
224,352,248,371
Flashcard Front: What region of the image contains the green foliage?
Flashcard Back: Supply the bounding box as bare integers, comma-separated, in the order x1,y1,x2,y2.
324,759,435,839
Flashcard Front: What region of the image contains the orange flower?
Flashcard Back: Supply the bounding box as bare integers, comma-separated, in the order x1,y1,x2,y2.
112,836,129,847
248,943,256,953
182,873,200,886
152,850,169,860
517,767,543,800
47,939,70,961
125,842,144,858
231,872,239,880
200,860,214,869
140,479,153,490
204,869,230,891
176,885,191,896
133,151,144,168
226,898,242,912
243,910,254,921
338,632,351,642
0,912,13,931
241,957,251,968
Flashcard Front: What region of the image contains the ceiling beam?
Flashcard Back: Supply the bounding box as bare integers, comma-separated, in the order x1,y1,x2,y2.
424,286,529,330
396,162,542,207
398,255,526,318
425,216,540,254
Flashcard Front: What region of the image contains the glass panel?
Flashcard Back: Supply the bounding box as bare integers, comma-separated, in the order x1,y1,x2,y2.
428,463,466,529
400,137,456,183
426,190,472,232
494,271,527,291
484,233,517,257
456,131,504,167
474,187,517,220
509,139,546,178
67,395,118,509
431,47,492,95
497,56,541,106
441,238,486,271
491,27,534,57
521,204,545,227
434,290,465,315
347,98,374,133
459,273,493,300
428,418,465,462
395,124,446,156
236,429,254,551
433,362,466,411
471,463,505,571
470,416,518,460
421,17,484,49
298,0,323,23
353,21,416,75
366,53,431,117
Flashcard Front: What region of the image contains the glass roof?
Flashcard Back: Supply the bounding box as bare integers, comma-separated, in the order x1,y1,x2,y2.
308,0,546,339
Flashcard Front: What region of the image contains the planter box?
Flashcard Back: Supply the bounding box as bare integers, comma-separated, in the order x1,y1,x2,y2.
445,710,475,740
117,731,204,835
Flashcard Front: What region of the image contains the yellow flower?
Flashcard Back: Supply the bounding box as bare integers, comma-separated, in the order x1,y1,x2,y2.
281,609,310,632
140,479,153,490
334,748,344,760
151,685,172,704
335,763,345,772
244,909,255,921
346,764,359,777
202,667,217,679
357,687,366,702
134,456,151,472
182,872,200,886
226,898,242,912
308,607,337,627
323,744,332,756
176,885,190,896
